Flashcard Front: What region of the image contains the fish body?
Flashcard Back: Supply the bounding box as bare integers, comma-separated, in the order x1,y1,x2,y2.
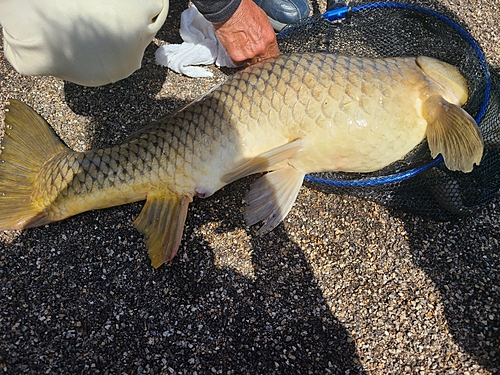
0,53,483,267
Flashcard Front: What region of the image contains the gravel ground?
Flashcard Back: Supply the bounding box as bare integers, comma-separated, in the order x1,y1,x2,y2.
1,0,499,374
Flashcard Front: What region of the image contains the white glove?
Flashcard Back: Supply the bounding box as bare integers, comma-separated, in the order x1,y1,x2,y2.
155,5,237,78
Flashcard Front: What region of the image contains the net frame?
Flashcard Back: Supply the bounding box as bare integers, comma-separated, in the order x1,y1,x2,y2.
276,1,500,220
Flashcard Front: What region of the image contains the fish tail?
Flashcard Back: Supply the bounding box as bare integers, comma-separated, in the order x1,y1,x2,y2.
0,99,69,230
423,95,484,173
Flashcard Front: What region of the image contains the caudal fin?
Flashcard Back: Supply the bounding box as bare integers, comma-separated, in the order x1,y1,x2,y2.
423,95,484,173
0,99,69,229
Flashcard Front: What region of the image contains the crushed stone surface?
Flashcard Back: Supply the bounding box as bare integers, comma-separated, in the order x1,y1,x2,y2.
0,0,499,374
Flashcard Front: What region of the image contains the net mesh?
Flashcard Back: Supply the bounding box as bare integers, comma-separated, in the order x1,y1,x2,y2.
277,1,500,220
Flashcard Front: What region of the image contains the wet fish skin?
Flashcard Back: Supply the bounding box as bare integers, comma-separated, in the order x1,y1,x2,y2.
0,53,483,268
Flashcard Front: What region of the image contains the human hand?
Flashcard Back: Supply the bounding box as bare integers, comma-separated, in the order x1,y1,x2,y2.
213,0,280,66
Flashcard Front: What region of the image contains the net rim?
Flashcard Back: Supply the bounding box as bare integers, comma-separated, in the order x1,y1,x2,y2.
278,2,492,187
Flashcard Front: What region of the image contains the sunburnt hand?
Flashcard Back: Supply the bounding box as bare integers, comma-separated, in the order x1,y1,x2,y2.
214,0,280,66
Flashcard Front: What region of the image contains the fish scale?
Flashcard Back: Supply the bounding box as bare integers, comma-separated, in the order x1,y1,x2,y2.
0,53,483,267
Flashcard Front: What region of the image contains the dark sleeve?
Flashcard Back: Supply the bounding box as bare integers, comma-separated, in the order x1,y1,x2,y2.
192,0,242,23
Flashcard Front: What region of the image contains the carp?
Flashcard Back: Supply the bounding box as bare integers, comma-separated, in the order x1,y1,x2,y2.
0,53,483,267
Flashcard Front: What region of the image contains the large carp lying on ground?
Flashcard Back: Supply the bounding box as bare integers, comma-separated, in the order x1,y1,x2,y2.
0,53,483,268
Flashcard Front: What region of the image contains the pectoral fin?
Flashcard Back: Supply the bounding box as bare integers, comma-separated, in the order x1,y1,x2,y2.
222,139,303,184
134,194,192,268
416,56,469,104
245,166,305,234
423,95,483,173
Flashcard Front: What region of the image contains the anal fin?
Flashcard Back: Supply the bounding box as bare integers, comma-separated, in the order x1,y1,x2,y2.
133,194,192,268
245,166,305,234
222,139,303,184
423,95,483,173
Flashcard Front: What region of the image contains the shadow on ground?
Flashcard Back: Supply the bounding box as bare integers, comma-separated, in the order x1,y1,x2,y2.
393,63,500,372
0,179,366,373
0,2,365,372
62,0,191,149
396,206,500,372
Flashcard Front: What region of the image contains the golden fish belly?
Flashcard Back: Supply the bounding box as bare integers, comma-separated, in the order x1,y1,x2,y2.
293,85,429,173
218,54,432,174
